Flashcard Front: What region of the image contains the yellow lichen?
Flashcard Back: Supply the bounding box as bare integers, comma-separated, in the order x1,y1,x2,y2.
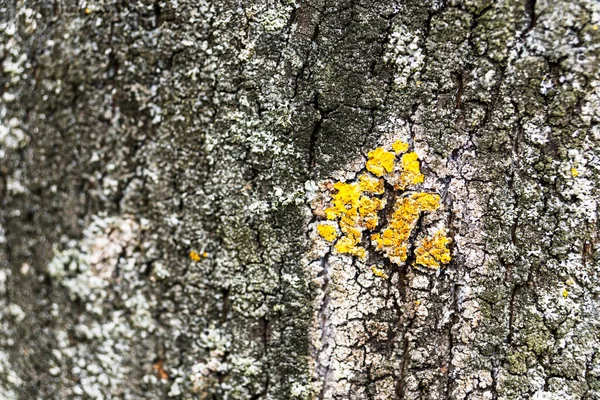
324,182,361,220
334,235,366,259
415,230,452,269
562,288,569,298
358,196,385,230
190,250,201,262
372,193,440,264
366,147,395,177
371,265,389,279
392,140,409,154
314,142,450,266
570,167,579,178
317,224,339,242
398,152,424,189
323,182,368,258
359,173,384,194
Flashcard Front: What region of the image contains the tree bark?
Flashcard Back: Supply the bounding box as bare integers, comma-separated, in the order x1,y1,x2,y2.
1,0,599,399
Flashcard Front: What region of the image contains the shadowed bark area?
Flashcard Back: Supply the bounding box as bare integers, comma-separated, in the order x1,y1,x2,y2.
0,0,599,399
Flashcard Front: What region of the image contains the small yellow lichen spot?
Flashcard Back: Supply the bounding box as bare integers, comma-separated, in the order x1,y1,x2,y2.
570,167,579,178
392,140,409,154
85,7,91,14
593,25,599,31
565,278,575,286
190,251,201,262
414,300,421,306
359,173,384,194
398,152,425,189
371,265,389,279
317,224,339,242
562,288,569,298
366,147,395,177
415,230,452,269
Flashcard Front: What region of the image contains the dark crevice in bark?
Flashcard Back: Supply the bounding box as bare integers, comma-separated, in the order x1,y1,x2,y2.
507,284,520,344
220,286,231,324
392,207,431,399
443,201,460,398
315,250,332,400
308,93,324,176
261,316,271,398
491,360,499,400
370,10,400,77
364,349,376,400
395,337,410,399
292,7,321,99
444,281,460,398
455,71,465,110
153,0,162,28
524,0,537,31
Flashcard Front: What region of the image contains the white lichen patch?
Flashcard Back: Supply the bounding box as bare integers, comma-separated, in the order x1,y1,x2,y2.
48,215,139,302
384,24,426,87
0,350,21,399
45,214,163,398
523,117,551,145
0,111,28,151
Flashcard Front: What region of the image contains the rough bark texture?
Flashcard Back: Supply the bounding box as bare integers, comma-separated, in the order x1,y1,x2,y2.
1,0,599,399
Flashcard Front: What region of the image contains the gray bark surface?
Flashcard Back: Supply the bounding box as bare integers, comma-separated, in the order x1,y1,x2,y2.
1,0,599,399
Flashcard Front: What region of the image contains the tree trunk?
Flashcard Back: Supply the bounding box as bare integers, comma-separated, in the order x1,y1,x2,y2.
1,0,599,399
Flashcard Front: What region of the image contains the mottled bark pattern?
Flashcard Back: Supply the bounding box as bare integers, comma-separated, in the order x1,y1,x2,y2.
0,0,599,399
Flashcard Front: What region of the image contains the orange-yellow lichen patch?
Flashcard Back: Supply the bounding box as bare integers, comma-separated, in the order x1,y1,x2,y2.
317,224,339,242
398,152,424,189
153,359,169,380
324,182,361,220
322,181,370,258
392,140,409,154
358,196,385,230
366,147,395,177
562,288,569,298
190,250,201,262
359,173,384,194
314,142,451,266
570,167,579,178
372,193,440,264
371,265,389,279
415,230,452,269
335,235,366,259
